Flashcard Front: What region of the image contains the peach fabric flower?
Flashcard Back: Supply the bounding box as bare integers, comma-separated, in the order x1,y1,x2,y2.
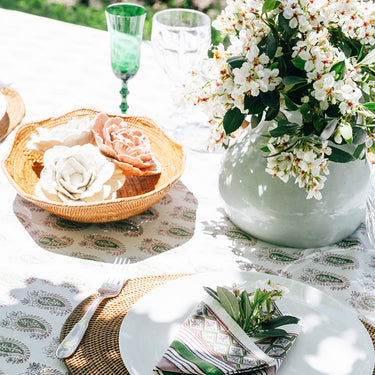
92,113,161,176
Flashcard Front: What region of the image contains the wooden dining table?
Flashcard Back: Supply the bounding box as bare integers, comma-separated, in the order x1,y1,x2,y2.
0,7,374,375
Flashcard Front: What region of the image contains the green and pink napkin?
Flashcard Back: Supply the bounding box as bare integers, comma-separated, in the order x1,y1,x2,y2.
153,297,302,375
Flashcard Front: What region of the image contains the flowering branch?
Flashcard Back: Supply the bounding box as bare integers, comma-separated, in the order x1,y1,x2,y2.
183,0,375,199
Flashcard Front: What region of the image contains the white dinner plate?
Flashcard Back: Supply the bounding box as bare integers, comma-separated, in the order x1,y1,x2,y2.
119,272,375,375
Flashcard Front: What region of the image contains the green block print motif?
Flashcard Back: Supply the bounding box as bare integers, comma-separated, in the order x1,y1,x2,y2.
54,218,90,231
300,268,350,290
258,249,304,265
183,211,196,221
225,230,257,246
22,291,72,316
168,227,193,238
349,291,375,312
314,252,359,270
139,239,171,255
335,238,364,249
37,233,74,249
0,337,30,364
38,296,65,308
1,312,52,339
81,234,125,255
109,220,144,236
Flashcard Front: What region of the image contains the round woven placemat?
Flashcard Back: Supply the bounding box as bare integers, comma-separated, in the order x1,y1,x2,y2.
0,84,25,141
61,274,375,375
61,274,187,375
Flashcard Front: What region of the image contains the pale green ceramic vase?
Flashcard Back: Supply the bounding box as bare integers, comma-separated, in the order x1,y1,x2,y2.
219,122,371,248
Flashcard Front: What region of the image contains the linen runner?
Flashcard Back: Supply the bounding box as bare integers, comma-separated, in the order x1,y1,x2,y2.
154,297,302,375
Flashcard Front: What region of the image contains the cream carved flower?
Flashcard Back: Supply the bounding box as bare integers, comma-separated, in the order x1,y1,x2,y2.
27,116,94,153
35,144,125,204
92,113,161,176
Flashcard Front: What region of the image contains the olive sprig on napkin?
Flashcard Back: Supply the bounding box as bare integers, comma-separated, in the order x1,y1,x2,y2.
204,280,299,338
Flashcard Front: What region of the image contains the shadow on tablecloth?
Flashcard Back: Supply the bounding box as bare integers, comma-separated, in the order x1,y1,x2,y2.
12,180,197,263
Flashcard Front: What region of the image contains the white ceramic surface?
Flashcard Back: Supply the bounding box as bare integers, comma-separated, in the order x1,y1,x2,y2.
119,272,375,375
219,124,372,248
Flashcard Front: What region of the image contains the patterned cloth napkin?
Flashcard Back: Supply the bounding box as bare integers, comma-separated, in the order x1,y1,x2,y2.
153,297,302,375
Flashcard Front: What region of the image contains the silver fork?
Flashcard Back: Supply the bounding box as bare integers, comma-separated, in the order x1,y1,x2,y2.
56,257,129,359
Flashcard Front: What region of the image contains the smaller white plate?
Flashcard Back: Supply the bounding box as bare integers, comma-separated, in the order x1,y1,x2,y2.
119,272,375,375
0,92,6,122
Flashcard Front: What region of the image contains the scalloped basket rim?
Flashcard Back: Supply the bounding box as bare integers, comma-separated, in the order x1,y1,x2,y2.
1,108,186,221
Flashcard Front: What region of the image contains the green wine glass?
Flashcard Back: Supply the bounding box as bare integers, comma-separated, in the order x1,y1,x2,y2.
106,3,146,113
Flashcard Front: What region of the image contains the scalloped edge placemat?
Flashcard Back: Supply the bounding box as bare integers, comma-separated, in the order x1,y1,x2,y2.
61,274,375,375
0,84,25,141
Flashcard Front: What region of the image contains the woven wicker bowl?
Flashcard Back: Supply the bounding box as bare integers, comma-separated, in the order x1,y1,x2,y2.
2,109,186,223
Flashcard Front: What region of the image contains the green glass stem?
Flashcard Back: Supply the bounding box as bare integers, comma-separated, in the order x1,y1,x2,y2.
120,79,129,113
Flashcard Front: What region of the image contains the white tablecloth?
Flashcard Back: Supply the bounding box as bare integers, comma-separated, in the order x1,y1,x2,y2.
0,8,374,375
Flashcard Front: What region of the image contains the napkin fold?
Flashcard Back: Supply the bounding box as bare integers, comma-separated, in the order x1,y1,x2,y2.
153,297,302,375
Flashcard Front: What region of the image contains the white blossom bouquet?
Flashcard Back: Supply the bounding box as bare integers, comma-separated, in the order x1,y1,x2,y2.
184,0,375,199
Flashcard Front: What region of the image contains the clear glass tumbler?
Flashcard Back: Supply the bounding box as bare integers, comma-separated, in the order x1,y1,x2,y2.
151,9,211,151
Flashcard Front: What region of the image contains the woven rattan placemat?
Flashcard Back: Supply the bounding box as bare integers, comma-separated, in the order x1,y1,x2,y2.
61,274,375,375
61,274,187,375
0,84,25,141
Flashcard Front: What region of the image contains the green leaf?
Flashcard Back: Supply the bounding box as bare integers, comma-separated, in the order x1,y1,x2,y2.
278,54,289,76
252,288,260,306
251,113,263,128
328,146,355,163
292,57,306,71
359,48,375,66
325,104,340,118
255,328,288,338
269,120,299,137
357,44,366,63
262,0,278,14
278,12,293,38
300,103,313,122
265,103,280,121
364,102,375,113
227,55,247,71
260,90,280,108
222,34,231,50
258,33,278,60
223,107,246,135
330,60,346,81
203,286,220,303
244,95,266,114
353,143,366,159
240,291,252,324
352,127,367,145
319,118,338,140
284,81,309,94
283,76,307,86
336,40,353,58
217,287,240,321
261,315,300,329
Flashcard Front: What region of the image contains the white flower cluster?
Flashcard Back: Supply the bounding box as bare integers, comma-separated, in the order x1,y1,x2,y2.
265,136,331,200
182,0,375,197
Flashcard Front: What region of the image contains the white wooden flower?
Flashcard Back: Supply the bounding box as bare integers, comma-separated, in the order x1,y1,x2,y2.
27,116,94,153
35,144,125,204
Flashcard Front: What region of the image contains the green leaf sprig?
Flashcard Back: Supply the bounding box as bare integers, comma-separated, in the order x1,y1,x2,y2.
204,280,299,338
